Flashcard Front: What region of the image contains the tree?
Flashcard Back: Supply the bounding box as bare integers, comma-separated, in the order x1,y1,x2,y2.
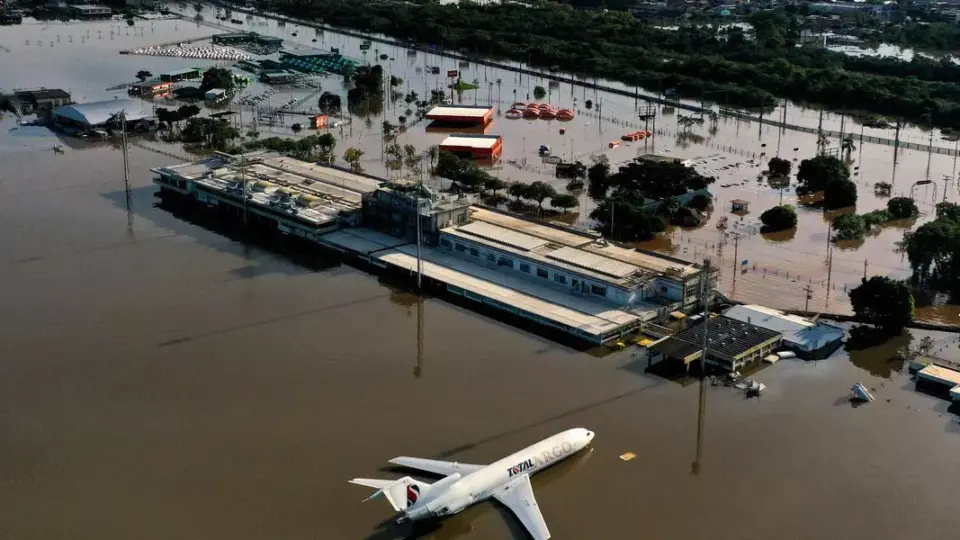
381,120,396,142
316,133,337,164
551,193,578,212
318,92,342,115
796,155,849,195
507,182,530,202
823,178,858,209
527,181,558,214
587,161,610,200
590,191,665,241
533,85,547,100
200,67,235,92
832,213,866,241
484,176,508,196
435,151,469,181
136,70,153,82
343,147,365,173
887,196,919,220
689,193,712,211
177,104,200,121
291,123,303,133
760,205,797,232
767,156,791,178
848,276,914,334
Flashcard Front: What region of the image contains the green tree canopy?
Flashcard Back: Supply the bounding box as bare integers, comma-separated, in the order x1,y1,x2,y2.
760,205,797,232
200,67,235,92
551,193,578,212
823,178,858,209
832,213,866,241
886,196,919,220
848,276,914,334
796,155,849,194
767,156,792,177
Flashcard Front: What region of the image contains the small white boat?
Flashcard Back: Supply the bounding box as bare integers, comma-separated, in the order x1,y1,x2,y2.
851,382,874,402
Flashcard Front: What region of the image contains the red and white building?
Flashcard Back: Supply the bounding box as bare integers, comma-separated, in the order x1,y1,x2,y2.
439,134,503,160
425,105,494,127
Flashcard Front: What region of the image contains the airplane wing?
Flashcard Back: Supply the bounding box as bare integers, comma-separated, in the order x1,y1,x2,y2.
388,456,485,477
493,474,551,540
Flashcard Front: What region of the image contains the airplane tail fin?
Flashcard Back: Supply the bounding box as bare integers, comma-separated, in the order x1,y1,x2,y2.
349,476,431,512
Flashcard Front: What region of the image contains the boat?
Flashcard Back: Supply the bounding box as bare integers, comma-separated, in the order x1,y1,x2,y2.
526,103,540,109
523,108,540,119
539,109,557,120
744,379,766,396
608,140,620,148
851,382,875,402
556,109,575,120
505,109,523,119
537,103,552,110
621,131,646,141
512,101,527,108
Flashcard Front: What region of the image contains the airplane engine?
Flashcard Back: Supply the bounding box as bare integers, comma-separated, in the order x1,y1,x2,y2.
429,495,474,517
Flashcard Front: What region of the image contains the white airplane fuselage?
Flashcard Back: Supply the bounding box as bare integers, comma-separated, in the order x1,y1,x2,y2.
400,428,594,523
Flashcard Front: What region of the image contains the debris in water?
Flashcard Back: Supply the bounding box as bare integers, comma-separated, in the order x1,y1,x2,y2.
619,452,636,462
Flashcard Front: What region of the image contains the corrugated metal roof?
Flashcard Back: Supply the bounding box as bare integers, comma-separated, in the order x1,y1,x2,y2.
439,135,500,149
52,99,152,126
457,221,547,252
724,305,813,333
426,106,493,118
546,246,639,279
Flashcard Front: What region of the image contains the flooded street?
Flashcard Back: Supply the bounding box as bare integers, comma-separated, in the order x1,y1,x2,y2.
3,10,960,539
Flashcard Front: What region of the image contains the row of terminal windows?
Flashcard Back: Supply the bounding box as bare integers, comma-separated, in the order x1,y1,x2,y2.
443,239,608,298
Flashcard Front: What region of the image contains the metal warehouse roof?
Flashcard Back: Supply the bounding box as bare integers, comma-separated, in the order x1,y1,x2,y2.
427,106,493,118
53,99,152,126
439,134,500,149
546,246,639,279
724,304,843,352
457,221,548,251
671,316,781,359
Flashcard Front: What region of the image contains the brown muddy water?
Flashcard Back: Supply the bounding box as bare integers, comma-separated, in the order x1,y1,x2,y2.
146,3,960,320
6,7,960,321
4,107,960,539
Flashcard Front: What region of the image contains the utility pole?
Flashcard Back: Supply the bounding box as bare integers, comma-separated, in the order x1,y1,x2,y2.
416,172,423,291
698,259,712,374
120,110,132,230
804,283,813,313
731,232,741,282
240,106,248,228
863,259,868,280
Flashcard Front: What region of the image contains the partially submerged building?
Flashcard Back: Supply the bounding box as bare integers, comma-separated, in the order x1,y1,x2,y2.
647,315,783,371
152,151,378,238
159,67,202,83
438,134,503,161
438,207,709,315
362,182,471,246
723,304,844,359
52,98,154,133
9,88,71,114
425,105,494,128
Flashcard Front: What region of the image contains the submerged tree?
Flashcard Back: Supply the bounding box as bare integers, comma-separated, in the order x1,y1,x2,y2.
343,147,365,173
848,276,914,334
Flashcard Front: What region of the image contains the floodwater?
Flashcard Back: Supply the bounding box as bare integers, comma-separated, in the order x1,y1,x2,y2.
4,13,960,540
3,117,960,539
165,3,960,320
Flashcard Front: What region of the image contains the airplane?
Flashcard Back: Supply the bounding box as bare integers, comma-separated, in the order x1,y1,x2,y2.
350,427,595,540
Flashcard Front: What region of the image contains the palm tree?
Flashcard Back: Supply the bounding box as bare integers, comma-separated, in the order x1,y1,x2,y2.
841,135,856,160
816,131,829,155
